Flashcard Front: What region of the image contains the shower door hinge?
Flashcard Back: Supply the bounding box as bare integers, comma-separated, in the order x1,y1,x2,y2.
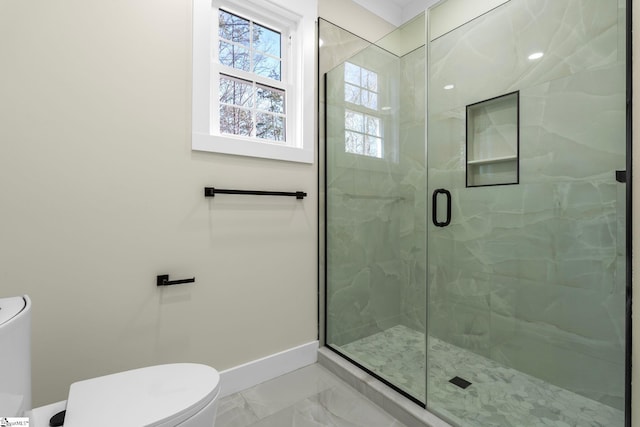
616,170,627,183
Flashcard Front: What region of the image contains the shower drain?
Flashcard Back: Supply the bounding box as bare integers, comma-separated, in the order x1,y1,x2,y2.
449,376,472,389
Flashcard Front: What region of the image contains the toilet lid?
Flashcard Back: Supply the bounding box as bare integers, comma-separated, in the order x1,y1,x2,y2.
0,296,26,325
62,363,220,427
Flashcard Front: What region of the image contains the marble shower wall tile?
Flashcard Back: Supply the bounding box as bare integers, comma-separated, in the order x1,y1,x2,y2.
427,0,626,410
429,0,620,115
428,63,626,190
426,180,624,407
489,314,625,409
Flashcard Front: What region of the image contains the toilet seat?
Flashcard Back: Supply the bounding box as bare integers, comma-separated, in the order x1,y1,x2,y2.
62,363,220,427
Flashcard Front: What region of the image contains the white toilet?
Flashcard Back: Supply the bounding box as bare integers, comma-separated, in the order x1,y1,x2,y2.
0,295,221,427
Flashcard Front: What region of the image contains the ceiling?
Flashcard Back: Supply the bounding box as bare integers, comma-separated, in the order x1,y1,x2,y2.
389,0,423,7
351,0,439,26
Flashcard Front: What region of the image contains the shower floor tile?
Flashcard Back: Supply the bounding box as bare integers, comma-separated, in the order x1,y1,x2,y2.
337,325,624,427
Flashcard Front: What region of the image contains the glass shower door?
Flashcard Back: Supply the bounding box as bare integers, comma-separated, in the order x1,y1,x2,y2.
324,15,428,404
426,0,627,425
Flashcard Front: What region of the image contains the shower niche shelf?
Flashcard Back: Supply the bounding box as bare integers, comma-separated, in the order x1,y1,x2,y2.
466,91,519,187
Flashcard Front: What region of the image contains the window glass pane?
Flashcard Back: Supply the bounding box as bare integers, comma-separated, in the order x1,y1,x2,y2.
256,85,285,113
344,84,360,104
220,105,253,136
345,110,363,132
365,116,380,137
214,9,290,146
345,131,364,154
365,136,382,158
218,10,250,46
362,69,378,92
253,24,281,58
256,113,285,142
219,41,250,71
253,54,281,80
361,90,377,110
344,62,360,85
219,76,253,107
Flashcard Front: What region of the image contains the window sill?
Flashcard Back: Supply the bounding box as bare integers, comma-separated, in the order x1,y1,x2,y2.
192,133,314,164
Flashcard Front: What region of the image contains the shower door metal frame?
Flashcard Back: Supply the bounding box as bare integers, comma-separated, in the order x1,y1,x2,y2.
624,0,633,425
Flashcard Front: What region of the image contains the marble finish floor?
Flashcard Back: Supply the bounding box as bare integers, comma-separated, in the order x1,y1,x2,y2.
215,363,406,427
337,325,624,427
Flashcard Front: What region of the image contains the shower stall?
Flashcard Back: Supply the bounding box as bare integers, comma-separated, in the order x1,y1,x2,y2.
320,0,630,426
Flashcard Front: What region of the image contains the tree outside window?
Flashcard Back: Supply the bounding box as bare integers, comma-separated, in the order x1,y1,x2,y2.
218,9,286,142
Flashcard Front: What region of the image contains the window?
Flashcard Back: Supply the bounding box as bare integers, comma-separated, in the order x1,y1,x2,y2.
345,110,382,158
217,10,285,142
192,0,316,163
343,62,383,158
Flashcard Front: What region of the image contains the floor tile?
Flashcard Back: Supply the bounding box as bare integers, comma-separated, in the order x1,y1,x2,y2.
215,393,260,427
241,364,343,419
247,388,406,427
311,384,406,427
215,364,406,427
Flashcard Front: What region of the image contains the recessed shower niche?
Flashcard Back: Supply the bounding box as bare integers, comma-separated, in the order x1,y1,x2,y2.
466,91,519,187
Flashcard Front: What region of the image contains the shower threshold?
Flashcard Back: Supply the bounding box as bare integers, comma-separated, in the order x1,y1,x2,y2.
327,325,623,427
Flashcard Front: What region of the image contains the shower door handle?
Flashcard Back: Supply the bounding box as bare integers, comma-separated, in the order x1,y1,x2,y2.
432,189,451,227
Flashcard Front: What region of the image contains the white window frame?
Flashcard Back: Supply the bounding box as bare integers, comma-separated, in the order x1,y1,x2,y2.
192,0,315,163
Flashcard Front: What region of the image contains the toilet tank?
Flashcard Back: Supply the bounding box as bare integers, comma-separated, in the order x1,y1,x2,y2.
0,295,32,417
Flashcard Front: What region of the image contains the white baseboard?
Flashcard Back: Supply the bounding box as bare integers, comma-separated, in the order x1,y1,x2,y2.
218,341,319,397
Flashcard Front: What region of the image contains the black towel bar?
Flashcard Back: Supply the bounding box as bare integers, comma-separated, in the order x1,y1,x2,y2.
204,187,307,199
